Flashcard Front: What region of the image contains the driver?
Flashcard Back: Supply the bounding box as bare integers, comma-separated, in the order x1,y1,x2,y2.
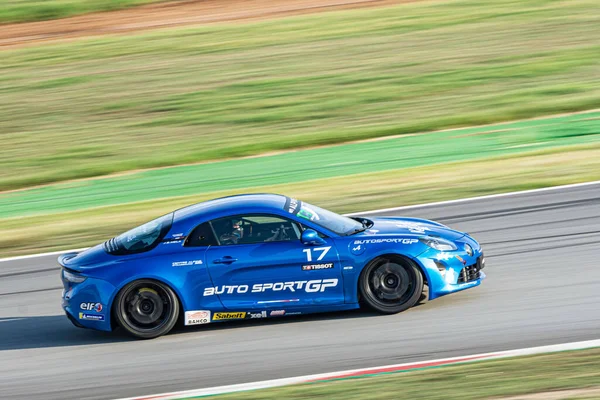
219,219,244,245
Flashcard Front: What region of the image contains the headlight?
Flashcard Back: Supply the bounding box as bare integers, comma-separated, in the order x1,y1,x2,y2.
464,243,473,256
419,237,457,251
63,269,87,283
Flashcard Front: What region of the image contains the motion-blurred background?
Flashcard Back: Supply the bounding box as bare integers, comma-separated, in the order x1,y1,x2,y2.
2,1,600,400
1,0,599,254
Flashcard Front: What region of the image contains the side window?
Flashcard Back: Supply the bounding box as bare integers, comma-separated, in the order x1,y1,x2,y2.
185,222,218,247
211,215,301,246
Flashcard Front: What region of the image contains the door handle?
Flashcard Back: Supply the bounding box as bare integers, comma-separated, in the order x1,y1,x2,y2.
213,256,238,264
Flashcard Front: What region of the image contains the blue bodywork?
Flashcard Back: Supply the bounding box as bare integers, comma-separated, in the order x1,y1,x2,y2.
59,194,485,332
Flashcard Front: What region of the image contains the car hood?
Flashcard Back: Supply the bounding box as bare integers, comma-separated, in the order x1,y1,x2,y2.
355,216,466,241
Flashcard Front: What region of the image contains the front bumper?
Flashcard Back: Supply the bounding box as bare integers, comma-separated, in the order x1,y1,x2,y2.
61,269,116,332
418,236,486,300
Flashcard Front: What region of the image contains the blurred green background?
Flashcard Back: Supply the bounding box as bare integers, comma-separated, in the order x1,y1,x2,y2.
1,0,600,256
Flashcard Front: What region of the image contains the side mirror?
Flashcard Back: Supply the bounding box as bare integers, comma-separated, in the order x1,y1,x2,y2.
301,229,327,246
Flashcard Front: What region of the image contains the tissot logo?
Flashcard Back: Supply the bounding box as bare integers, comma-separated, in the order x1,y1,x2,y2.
302,263,334,271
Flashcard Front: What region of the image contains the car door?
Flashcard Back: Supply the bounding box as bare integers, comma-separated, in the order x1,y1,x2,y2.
203,214,344,311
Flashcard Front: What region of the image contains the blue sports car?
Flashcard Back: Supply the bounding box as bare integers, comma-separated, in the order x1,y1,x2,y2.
60,194,485,339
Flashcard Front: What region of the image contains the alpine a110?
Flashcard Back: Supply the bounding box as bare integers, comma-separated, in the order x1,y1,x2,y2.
60,194,485,339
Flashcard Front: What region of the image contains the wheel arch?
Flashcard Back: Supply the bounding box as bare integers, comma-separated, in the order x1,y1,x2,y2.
109,276,186,331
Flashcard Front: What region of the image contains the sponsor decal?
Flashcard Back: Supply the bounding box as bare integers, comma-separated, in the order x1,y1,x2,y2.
395,222,429,234
286,312,302,316
213,312,246,321
79,313,105,321
185,310,211,326
163,240,183,244
172,233,184,238
455,255,466,265
365,229,379,235
80,302,103,312
270,310,285,317
285,197,300,214
248,311,267,319
350,242,366,255
204,279,338,296
302,263,334,271
172,260,203,267
343,266,354,270
353,238,418,245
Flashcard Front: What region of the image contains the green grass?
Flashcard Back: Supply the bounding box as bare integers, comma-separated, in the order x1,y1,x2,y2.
208,348,600,400
2,110,599,218
1,0,600,191
0,0,165,24
2,142,600,256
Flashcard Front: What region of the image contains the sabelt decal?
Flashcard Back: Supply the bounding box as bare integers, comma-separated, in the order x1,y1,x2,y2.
185,310,211,326
213,312,246,321
79,313,105,321
302,263,334,271
269,310,285,316
203,279,338,296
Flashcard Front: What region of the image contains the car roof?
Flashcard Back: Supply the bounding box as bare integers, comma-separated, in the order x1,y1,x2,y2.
173,193,288,223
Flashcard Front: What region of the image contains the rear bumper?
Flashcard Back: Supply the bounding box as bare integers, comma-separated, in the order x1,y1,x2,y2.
61,270,116,332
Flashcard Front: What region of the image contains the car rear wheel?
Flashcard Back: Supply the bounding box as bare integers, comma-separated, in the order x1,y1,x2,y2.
114,279,179,339
360,256,423,314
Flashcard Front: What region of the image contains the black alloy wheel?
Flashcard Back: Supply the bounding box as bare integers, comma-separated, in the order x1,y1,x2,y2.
360,257,423,314
114,279,179,339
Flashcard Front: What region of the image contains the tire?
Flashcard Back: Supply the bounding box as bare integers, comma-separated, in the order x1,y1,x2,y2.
359,256,424,314
114,279,180,339
418,284,429,305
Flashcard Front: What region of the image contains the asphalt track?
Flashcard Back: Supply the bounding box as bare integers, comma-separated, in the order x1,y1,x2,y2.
1,183,599,400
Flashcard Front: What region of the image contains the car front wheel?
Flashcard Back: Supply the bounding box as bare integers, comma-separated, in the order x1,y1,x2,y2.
114,279,180,339
360,256,423,314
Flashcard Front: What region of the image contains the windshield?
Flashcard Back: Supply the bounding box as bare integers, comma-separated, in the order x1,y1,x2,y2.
284,198,362,236
106,213,173,255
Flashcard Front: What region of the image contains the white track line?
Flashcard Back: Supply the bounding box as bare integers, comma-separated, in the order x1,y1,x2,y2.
116,339,600,400
0,248,89,263
2,179,599,264
346,179,600,216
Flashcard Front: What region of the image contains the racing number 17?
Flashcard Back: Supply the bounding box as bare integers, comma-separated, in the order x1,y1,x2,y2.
303,246,331,262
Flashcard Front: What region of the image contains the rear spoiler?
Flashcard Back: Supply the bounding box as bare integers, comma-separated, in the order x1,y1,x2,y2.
57,252,79,268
